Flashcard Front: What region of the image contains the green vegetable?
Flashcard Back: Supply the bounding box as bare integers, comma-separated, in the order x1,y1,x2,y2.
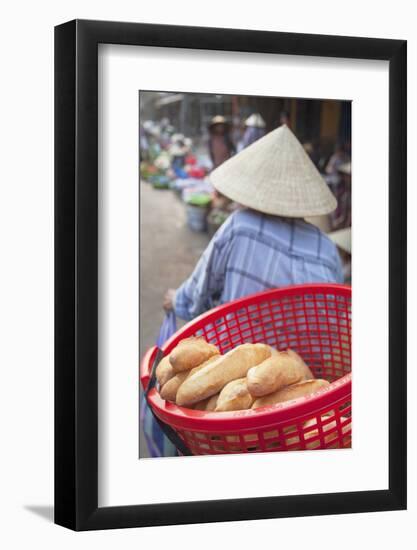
185,193,212,207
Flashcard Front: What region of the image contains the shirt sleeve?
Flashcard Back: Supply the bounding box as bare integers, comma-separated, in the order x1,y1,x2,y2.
174,222,233,321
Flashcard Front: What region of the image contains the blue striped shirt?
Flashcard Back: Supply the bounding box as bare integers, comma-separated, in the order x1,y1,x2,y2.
174,209,344,321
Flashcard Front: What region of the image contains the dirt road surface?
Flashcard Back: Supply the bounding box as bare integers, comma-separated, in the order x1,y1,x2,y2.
139,182,210,457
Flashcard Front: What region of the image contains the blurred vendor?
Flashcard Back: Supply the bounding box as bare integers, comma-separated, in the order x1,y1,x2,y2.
164,125,343,319
329,161,351,230
208,115,235,169
239,113,266,150
325,142,349,180
169,134,189,173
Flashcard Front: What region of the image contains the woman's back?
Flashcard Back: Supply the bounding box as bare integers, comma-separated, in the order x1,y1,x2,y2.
174,209,343,320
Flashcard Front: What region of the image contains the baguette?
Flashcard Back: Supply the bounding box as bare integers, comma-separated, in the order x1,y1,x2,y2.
155,355,175,387
215,378,254,412
286,415,351,449
193,393,219,411
303,415,351,449
252,378,329,409
160,356,219,403
204,393,220,411
193,398,209,411
286,349,314,379
159,370,188,402
169,337,219,373
247,349,313,397
176,343,271,407
268,345,279,356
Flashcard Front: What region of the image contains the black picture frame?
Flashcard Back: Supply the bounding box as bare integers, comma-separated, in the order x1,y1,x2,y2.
55,19,407,531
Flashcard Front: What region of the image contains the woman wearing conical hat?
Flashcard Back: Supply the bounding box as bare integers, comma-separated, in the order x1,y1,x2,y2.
164,125,344,320
208,115,235,169
239,113,266,150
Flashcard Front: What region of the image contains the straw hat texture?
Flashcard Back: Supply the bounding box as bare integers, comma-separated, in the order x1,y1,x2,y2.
245,113,266,128
210,124,337,217
209,115,228,127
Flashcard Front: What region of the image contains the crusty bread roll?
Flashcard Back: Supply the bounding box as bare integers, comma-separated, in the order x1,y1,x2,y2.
252,378,329,409
159,371,188,402
268,345,279,356
160,356,219,403
286,415,351,449
176,343,271,407
193,393,219,411
286,349,314,379
247,349,313,397
204,393,220,411
303,415,351,449
193,398,210,410
215,378,254,412
155,355,175,387
169,337,219,373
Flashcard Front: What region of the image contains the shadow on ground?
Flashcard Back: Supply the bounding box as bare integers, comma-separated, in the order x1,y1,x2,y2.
24,505,54,523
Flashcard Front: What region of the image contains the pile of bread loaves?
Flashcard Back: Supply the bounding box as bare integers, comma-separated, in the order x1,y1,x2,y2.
155,337,330,412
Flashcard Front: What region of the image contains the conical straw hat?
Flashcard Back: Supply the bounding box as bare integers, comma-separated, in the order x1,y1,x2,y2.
245,113,266,128
338,162,351,175
209,115,228,127
210,125,337,217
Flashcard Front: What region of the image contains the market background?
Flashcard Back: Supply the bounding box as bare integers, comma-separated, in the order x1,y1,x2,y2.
139,93,352,457
0,1,415,549
139,92,351,356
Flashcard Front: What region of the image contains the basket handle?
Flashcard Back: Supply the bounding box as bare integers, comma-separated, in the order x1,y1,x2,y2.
144,347,193,456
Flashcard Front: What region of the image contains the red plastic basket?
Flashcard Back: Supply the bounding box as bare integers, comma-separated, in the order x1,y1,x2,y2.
140,284,352,455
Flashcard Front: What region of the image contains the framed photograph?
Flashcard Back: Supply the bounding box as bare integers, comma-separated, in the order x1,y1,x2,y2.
55,19,406,530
